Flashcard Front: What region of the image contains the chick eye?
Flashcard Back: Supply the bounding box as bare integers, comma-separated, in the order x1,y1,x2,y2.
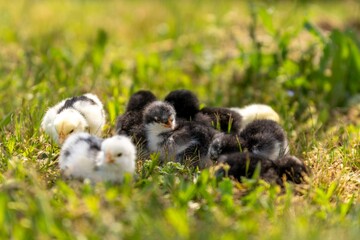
117,153,123,157
69,129,74,134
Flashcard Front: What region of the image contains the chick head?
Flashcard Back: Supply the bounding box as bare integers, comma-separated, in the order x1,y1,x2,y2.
100,135,136,170
54,109,89,144
143,101,176,129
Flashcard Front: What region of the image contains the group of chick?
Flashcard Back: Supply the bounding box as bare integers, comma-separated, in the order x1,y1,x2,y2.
41,90,308,186
41,93,136,183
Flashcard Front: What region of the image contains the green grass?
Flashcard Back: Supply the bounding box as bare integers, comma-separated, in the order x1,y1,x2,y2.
1,0,360,239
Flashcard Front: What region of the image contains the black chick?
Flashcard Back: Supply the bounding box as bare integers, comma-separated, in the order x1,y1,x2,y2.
116,90,157,147
215,152,282,184
143,100,219,168
215,152,308,185
164,89,243,133
277,155,309,184
208,119,289,163
170,121,219,168
164,89,200,122
126,90,157,112
239,119,289,162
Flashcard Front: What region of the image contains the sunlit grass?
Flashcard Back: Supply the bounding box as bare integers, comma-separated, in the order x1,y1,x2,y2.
0,0,359,239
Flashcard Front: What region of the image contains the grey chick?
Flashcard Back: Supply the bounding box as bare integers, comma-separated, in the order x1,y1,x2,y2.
208,119,289,163
143,100,219,168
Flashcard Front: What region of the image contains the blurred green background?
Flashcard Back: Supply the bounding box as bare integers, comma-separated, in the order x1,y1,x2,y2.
1,0,360,125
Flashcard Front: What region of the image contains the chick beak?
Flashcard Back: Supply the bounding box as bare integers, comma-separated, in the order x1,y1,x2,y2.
58,132,66,144
106,152,115,164
163,117,173,129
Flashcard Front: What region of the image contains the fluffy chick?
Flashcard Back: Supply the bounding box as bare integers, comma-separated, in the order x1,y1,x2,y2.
215,152,308,185
164,89,200,122
208,119,289,162
126,90,157,112
59,133,136,183
41,93,105,144
230,104,280,130
215,152,281,184
164,89,243,133
143,100,218,168
240,119,289,162
143,101,176,154
116,90,157,146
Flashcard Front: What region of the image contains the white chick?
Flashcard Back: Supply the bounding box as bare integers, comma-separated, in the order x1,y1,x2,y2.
41,93,106,144
59,133,136,183
230,104,280,130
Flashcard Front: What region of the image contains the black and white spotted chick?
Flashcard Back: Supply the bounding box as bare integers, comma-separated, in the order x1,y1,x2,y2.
116,90,157,145
41,93,106,145
164,89,243,134
59,132,136,183
143,101,218,168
